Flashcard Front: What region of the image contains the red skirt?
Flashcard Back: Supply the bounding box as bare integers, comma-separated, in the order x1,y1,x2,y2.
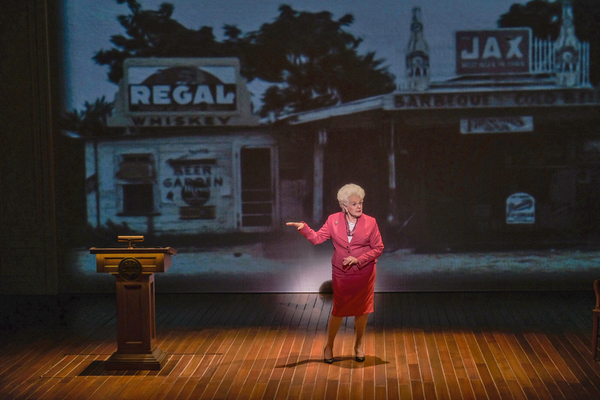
331,262,376,317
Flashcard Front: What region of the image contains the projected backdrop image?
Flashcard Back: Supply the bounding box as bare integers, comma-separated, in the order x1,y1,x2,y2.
58,0,600,293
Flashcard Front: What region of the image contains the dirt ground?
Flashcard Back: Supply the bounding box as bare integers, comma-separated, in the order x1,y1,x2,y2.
67,233,600,293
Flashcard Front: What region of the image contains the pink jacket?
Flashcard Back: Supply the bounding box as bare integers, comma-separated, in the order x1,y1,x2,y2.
300,212,384,270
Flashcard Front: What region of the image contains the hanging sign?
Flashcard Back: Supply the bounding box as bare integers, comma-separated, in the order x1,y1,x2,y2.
460,116,533,134
506,193,535,224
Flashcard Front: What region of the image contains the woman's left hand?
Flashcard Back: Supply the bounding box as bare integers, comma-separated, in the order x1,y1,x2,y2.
342,256,358,269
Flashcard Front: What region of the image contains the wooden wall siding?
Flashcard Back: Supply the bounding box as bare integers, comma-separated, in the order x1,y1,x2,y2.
1,291,600,399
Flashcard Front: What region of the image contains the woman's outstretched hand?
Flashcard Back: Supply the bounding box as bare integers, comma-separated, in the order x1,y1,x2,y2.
286,222,305,230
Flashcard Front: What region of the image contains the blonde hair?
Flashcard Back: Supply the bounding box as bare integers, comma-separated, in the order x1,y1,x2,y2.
337,183,365,206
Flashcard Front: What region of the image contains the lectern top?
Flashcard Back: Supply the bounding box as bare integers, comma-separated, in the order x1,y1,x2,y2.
90,247,177,255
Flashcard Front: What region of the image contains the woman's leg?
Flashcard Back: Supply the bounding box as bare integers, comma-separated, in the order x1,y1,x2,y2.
325,314,343,359
354,313,369,357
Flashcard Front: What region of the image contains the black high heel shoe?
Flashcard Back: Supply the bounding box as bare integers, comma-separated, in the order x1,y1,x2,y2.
355,349,365,362
324,348,334,364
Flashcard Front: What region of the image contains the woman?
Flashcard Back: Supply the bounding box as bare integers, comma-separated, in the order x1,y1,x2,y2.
287,183,384,363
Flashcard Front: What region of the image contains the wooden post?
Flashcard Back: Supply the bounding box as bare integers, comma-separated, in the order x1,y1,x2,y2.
313,129,327,224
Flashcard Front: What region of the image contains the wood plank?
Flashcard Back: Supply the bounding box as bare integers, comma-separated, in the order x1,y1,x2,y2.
2,292,600,400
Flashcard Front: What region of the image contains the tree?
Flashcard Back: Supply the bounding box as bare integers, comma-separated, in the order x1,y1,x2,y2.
498,0,562,40
62,97,118,138
93,0,238,84
241,5,396,117
91,1,396,118
498,0,600,86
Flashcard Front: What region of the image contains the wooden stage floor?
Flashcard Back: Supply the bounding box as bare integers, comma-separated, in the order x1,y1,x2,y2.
2,291,600,399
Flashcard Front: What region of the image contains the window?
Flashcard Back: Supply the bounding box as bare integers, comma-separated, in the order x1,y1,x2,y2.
116,154,155,181
116,153,156,216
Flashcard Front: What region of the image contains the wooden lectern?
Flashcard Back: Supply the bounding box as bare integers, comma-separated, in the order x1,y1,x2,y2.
90,236,176,370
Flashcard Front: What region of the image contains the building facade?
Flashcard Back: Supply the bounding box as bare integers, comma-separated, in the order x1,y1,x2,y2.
85,4,600,250
86,58,310,235
284,3,600,250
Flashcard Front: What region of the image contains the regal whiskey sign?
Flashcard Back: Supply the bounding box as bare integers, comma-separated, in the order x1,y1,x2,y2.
109,58,259,127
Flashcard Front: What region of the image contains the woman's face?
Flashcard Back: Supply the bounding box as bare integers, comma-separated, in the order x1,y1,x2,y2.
344,195,363,218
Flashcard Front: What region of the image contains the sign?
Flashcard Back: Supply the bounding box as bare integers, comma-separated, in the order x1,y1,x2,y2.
128,66,237,113
160,147,232,220
460,116,533,134
456,29,531,75
506,193,535,224
391,88,600,110
128,115,235,127
108,58,259,127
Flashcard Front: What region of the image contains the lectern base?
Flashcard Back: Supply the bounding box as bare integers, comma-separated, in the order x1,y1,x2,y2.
104,347,167,370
